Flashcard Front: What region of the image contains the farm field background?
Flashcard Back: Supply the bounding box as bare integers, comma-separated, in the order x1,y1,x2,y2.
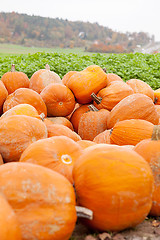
0,43,160,90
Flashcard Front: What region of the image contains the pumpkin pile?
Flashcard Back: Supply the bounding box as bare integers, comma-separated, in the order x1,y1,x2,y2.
0,64,160,240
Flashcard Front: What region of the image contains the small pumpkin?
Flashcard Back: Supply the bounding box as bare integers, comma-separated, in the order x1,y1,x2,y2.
0,81,8,115
154,88,160,105
93,129,111,144
1,64,30,94
106,73,124,85
46,116,74,130
29,64,62,94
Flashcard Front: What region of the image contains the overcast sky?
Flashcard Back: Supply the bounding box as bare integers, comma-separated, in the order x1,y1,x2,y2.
1,0,160,41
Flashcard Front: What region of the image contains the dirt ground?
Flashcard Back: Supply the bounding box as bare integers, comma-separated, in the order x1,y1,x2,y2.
71,218,160,240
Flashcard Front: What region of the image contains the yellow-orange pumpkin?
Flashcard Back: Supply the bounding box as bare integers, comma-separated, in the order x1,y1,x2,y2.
106,73,124,85
93,129,111,144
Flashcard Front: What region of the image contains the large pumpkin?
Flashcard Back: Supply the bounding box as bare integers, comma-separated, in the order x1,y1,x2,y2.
1,64,30,94
29,64,62,94
20,136,82,184
0,115,47,162
67,65,108,104
73,144,153,232
3,88,47,117
0,81,8,115
0,193,22,240
0,162,77,240
108,93,159,129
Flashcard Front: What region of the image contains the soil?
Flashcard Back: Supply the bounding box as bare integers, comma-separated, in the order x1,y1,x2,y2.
71,218,160,240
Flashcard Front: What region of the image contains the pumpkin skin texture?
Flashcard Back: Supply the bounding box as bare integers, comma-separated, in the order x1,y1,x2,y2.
1,64,30,94
78,109,110,141
77,140,97,150
0,162,77,240
0,81,8,115
0,193,22,240
40,83,76,117
126,79,154,101
93,129,111,144
134,138,160,216
62,71,77,86
106,73,124,85
154,88,160,105
67,65,108,104
110,119,154,146
0,154,3,165
0,115,48,162
46,117,74,130
92,81,134,111
73,144,153,232
3,88,47,117
29,64,62,94
20,136,82,184
108,93,159,129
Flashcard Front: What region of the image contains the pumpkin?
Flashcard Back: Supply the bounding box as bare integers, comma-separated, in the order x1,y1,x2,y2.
46,116,74,130
3,88,47,117
0,193,22,240
134,126,160,216
62,71,77,86
1,64,30,94
93,129,111,144
155,105,160,125
20,136,82,184
0,81,8,115
108,93,159,129
45,123,81,141
0,162,77,240
40,83,75,117
0,115,48,162
126,78,154,101
77,140,97,150
78,105,110,141
110,119,154,146
106,73,124,85
73,144,153,232
0,154,3,165
91,81,133,111
70,104,90,132
67,65,108,104
154,88,160,105
29,64,62,94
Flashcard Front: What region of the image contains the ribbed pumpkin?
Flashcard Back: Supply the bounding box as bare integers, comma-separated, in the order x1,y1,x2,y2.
29,64,62,94
0,115,47,162
0,80,8,115
108,93,159,129
45,123,81,141
155,105,160,125
70,104,90,132
40,83,75,117
67,65,108,104
77,140,97,150
46,117,74,130
91,81,133,111
93,129,111,144
0,162,77,240
106,73,123,85
154,88,160,105
78,105,110,141
1,64,30,94
0,193,22,240
134,126,160,216
73,144,153,232
20,136,82,184
110,119,154,146
62,71,77,86
126,79,154,101
3,88,47,117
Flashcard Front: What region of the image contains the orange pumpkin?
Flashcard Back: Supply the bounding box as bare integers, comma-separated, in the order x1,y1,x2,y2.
29,64,62,94
0,162,77,240
1,64,30,94
0,193,22,240
110,119,154,146
126,79,154,101
0,154,3,165
93,129,111,144
62,71,77,86
134,127,160,216
20,136,82,184
0,81,8,115
92,81,133,111
3,88,47,117
108,93,159,129
154,88,160,105
106,73,124,85
46,116,74,130
67,65,108,104
73,144,153,231
0,115,47,162
40,83,76,117
155,105,160,125
77,140,97,150
78,106,110,141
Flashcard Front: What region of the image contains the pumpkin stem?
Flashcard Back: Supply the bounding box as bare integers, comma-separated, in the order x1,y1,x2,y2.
154,97,158,104
75,206,93,220
39,113,45,121
91,93,102,104
88,104,99,112
151,125,160,140
45,64,50,70
11,64,15,72
103,67,107,73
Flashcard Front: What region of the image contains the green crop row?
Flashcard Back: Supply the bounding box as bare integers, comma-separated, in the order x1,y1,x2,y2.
0,52,160,90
